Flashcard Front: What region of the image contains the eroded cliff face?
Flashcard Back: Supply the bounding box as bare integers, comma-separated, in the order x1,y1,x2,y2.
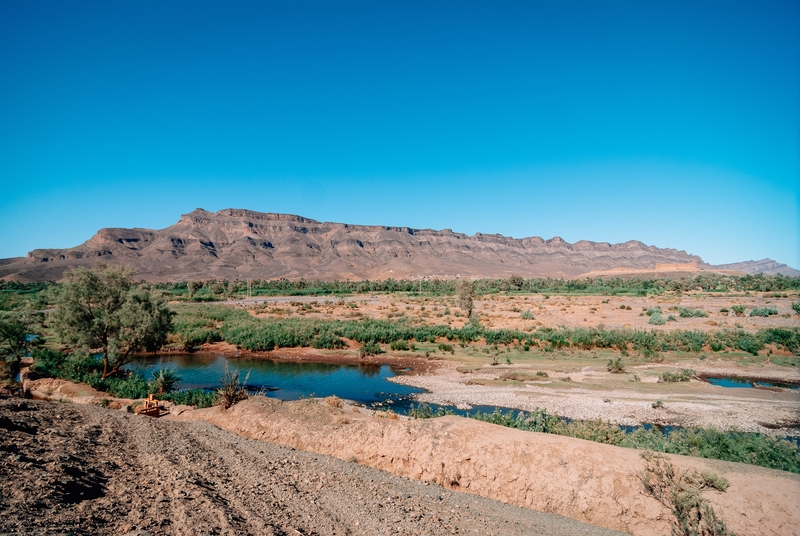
0,207,745,282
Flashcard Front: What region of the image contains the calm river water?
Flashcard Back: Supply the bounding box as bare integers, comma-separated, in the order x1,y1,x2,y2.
130,354,424,408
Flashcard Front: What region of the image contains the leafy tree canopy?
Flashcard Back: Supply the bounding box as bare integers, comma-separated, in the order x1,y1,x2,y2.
0,307,43,381
50,264,174,378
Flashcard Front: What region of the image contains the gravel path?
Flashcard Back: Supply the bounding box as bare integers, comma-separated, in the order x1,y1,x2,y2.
0,398,624,536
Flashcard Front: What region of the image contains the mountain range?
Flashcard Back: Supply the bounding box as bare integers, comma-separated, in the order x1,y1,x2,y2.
1,208,797,282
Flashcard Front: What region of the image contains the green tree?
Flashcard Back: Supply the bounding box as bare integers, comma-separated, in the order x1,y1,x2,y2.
187,280,201,298
508,274,524,290
0,307,43,384
50,264,174,379
456,279,475,317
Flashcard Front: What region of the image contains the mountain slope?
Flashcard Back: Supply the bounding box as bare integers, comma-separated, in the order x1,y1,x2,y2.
0,208,794,282
712,259,800,277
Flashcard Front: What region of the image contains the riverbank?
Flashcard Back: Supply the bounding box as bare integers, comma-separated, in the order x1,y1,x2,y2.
169,395,800,536
13,375,800,535
388,357,800,435
162,342,800,436
0,397,626,536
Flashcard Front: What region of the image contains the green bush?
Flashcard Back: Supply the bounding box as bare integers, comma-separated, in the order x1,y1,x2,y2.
30,348,68,377
389,339,409,351
749,307,778,317
161,388,217,408
659,369,694,383
736,337,762,356
438,343,454,353
103,372,150,399
646,307,663,316
150,368,180,395
731,305,746,317
520,308,534,320
677,307,708,318
649,313,667,325
607,357,626,373
792,302,800,316
359,341,383,358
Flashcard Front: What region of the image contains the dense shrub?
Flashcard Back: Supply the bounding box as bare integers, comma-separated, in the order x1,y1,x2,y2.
161,388,217,408
749,307,778,317
389,340,409,351
659,369,695,383
359,341,383,358
648,313,667,325
607,357,626,373
677,307,708,318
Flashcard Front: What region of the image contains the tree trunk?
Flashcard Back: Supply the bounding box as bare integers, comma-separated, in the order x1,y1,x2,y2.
102,347,110,379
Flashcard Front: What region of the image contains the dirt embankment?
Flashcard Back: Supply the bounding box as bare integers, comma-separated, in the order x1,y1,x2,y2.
0,398,625,536
172,397,800,536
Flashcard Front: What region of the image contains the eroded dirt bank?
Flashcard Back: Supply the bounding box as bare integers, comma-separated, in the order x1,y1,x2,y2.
172,397,800,536
0,398,625,536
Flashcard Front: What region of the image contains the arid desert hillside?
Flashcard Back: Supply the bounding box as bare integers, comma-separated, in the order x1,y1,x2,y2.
1,208,797,282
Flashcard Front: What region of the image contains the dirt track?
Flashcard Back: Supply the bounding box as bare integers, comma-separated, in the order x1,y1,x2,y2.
173,396,800,536
0,398,625,536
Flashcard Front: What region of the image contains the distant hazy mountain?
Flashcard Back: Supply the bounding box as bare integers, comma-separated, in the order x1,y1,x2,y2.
0,208,795,282
711,259,800,277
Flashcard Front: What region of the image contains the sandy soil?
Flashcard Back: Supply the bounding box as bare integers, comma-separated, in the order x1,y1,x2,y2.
234,291,799,332
171,396,800,536
389,358,800,434
0,397,626,536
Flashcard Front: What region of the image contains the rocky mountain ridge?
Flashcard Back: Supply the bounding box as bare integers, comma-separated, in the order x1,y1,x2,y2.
1,208,796,282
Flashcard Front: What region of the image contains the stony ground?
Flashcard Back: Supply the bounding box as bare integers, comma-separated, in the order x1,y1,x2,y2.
0,398,624,536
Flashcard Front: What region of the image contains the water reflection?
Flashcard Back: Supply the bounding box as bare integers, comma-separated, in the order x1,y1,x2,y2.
705,376,800,390
130,354,423,406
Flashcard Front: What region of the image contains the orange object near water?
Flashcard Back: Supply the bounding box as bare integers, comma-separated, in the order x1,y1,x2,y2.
138,393,160,417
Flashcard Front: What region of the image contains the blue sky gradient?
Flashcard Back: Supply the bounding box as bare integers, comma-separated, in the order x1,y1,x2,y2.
1,1,798,268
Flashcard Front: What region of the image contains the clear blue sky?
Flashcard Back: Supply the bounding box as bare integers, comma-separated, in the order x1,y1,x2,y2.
1,0,798,268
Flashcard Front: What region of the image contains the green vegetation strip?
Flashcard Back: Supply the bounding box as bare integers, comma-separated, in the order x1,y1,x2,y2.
104,272,800,300
408,405,800,474
172,305,800,356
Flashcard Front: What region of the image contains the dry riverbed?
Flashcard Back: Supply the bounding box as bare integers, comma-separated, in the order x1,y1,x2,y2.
389,357,800,434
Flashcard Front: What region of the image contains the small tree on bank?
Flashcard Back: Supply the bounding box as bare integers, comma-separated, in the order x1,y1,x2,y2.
457,279,475,318
50,264,174,378
0,307,43,386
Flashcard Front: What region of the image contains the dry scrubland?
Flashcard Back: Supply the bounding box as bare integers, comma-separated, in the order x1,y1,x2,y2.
243,291,799,333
